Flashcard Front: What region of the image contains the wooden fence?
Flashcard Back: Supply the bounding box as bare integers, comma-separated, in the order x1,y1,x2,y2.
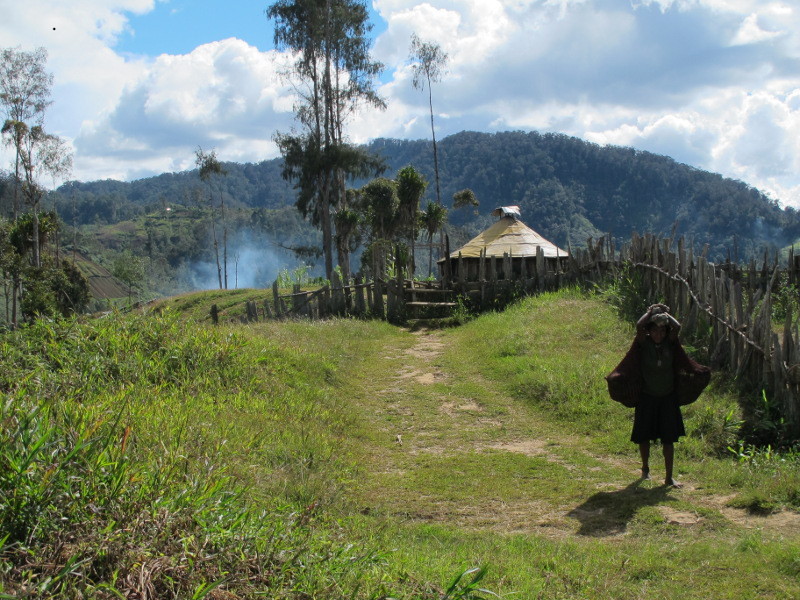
209,231,800,438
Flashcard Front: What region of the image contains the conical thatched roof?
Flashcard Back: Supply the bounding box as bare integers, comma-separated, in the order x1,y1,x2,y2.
450,214,568,259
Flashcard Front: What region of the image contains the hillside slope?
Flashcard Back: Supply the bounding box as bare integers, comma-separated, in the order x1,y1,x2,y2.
57,131,799,261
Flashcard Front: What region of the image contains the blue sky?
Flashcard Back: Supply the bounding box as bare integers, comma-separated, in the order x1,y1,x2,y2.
3,0,800,208
116,0,388,59
116,1,277,55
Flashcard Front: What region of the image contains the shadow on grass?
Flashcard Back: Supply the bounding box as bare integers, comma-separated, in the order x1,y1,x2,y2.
568,479,673,537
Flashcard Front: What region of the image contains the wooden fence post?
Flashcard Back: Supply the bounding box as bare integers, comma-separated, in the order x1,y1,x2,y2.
263,299,273,320
273,280,282,318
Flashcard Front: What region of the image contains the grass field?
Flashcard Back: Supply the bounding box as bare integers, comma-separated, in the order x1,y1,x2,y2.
1,287,798,598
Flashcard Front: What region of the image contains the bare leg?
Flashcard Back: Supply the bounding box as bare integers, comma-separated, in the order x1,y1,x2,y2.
639,443,651,479
663,443,681,487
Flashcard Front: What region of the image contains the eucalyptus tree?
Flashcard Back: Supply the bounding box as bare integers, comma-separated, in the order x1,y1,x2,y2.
0,47,52,221
268,0,385,280
409,34,448,209
195,147,228,289
10,122,71,268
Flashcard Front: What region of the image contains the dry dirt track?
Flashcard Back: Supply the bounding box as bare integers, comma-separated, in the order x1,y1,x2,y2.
357,329,800,539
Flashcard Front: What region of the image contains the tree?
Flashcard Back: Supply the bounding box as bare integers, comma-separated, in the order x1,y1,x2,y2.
3,213,89,322
421,201,447,277
333,188,363,281
409,34,448,209
195,147,228,289
112,251,146,304
0,47,52,221
268,0,385,280
396,166,428,278
361,177,398,241
0,217,20,323
453,188,479,211
10,122,72,268
358,176,402,278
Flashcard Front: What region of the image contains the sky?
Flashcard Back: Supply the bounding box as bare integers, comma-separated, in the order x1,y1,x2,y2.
2,0,800,208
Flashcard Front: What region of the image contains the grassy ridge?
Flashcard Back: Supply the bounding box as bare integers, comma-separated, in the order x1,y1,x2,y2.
1,290,799,598
0,311,408,598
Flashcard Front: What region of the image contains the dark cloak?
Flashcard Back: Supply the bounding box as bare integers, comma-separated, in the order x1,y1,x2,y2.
605,339,711,408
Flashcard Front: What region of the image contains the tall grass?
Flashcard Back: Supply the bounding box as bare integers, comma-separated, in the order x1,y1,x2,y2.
0,312,407,598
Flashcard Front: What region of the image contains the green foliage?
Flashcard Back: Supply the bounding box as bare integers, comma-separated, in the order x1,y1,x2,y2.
52,131,800,264
111,251,146,298
452,188,478,210
276,264,315,289
18,261,91,320
361,177,399,239
690,404,743,456
771,271,800,323
740,388,793,447
41,132,800,303
592,264,649,324
442,566,496,600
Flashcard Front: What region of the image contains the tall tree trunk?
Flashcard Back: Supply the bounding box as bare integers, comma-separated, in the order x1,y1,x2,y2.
336,241,349,282
222,196,228,289
32,203,40,268
12,133,21,222
428,83,441,207
411,227,416,280
11,275,19,329
321,186,334,280
428,234,434,277
428,82,444,261
209,196,222,289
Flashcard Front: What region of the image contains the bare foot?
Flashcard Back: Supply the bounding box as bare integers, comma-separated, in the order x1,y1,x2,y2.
641,468,651,480
665,478,682,488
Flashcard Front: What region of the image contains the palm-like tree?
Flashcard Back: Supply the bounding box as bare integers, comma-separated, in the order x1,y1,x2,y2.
396,166,428,278
421,201,447,277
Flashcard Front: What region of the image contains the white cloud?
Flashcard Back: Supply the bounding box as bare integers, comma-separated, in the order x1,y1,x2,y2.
73,39,294,179
3,0,800,211
731,13,782,46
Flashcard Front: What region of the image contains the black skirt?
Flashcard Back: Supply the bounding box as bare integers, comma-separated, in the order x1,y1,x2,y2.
630,390,685,444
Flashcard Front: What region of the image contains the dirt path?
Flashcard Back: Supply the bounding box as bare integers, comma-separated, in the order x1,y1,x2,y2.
355,329,800,539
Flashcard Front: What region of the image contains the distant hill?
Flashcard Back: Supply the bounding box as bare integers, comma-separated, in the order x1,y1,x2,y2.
56,131,800,261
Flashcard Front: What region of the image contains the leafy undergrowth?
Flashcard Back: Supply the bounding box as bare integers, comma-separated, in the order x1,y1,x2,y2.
2,289,799,599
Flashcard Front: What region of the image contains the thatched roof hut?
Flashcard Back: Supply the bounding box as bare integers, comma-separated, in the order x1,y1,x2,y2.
439,206,569,281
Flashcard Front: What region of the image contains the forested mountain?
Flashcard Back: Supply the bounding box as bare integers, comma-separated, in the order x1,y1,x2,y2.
49,130,800,264
366,132,799,260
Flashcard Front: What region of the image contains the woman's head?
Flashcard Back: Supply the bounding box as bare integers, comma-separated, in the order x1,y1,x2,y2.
647,312,670,343
647,323,668,344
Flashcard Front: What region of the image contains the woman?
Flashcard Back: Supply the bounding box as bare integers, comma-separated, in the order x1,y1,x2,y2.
606,303,711,487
